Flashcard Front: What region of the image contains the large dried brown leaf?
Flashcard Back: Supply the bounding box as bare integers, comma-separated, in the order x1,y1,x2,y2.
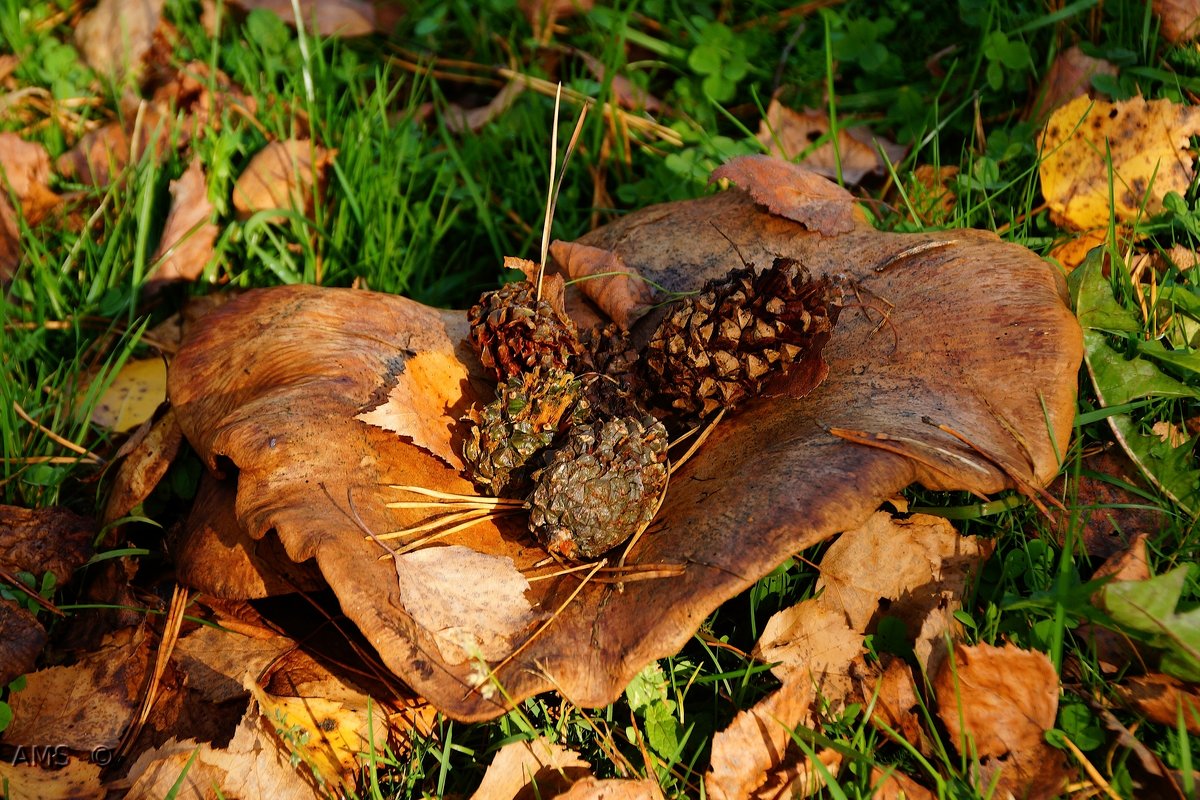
168,158,1080,720
710,155,866,235
754,601,864,711
147,158,217,288
550,240,657,330
0,600,47,686
74,0,165,81
232,139,335,221
933,642,1069,799
1040,95,1200,230
757,99,905,185
103,407,185,526
6,626,151,752
0,133,59,281
705,681,816,800
1154,0,1200,42
470,737,592,800
1119,673,1200,733
557,778,665,799
0,504,94,583
56,105,170,187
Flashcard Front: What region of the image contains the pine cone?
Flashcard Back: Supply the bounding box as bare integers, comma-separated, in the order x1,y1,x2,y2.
641,258,840,417
528,415,669,561
577,324,646,419
462,368,583,496
468,280,583,381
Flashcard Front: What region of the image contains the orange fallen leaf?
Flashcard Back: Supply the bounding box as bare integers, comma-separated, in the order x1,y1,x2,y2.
933,642,1068,799
757,99,906,186
710,155,866,236
556,778,665,799
1119,673,1200,734
867,766,935,800
55,105,171,187
1029,45,1118,121
470,737,592,800
147,158,217,288
0,132,59,281
1154,0,1200,43
1039,94,1200,230
232,139,335,221
550,240,657,330
854,655,924,747
0,602,45,687
74,0,165,82
754,600,864,714
230,0,376,36
0,759,104,800
909,164,958,225
103,408,185,526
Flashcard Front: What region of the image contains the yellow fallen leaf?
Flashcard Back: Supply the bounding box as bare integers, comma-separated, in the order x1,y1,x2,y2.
1039,94,1200,230
84,357,167,433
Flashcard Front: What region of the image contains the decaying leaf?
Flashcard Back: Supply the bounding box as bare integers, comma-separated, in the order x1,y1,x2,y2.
556,778,665,799
230,0,376,37
754,601,864,712
1119,673,1200,733
0,601,47,686
854,655,924,747
392,545,541,665
815,512,992,671
74,0,165,82
103,407,185,525
933,642,1068,798
470,737,592,800
705,680,818,800
168,157,1080,719
56,105,171,187
710,155,866,235
1154,0,1200,43
867,766,935,800
232,139,335,221
0,759,104,800
0,504,95,582
757,99,906,185
6,625,151,752
1039,94,1200,230
147,158,217,288
550,240,657,330
0,132,59,281
1029,45,1118,121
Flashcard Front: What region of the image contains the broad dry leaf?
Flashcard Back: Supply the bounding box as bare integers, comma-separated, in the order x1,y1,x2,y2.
444,80,526,134
172,623,295,704
0,504,94,582
169,158,1080,720
470,737,592,800
1029,45,1118,121
1040,94,1200,230
909,164,958,225
103,407,185,525
148,158,217,287
854,655,923,746
355,347,478,470
867,766,935,800
230,0,376,36
1154,0,1200,42
0,133,59,281
757,99,905,185
74,0,164,81
56,105,170,187
933,642,1068,798
0,601,46,686
1047,227,1111,272
1094,531,1152,585
710,155,865,235
816,512,992,670
82,356,167,433
232,140,334,221
0,759,104,800
557,778,665,799
550,240,657,329
393,545,541,665
753,600,864,719
705,681,816,800
1119,673,1200,733
6,626,151,752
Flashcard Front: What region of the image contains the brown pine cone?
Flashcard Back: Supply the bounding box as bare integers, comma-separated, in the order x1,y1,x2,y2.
467,280,583,381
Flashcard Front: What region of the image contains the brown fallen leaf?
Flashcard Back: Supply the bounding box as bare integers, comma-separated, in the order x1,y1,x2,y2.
0,132,59,281
867,766,935,800
0,504,95,583
753,600,864,718
705,680,818,800
103,408,185,526
1029,45,1118,121
391,545,542,666
0,759,104,800
168,157,1080,720
710,155,866,235
1050,448,1163,559
1119,673,1200,734
6,625,151,753
1095,531,1152,586
74,0,165,82
444,79,527,134
56,104,170,187
83,357,167,433
230,0,376,37
816,512,992,671
556,778,665,799
147,158,218,288
0,601,47,686
147,61,258,140
232,139,335,221
550,240,657,330
933,642,1069,799
854,655,924,747
470,737,592,800
1039,94,1200,230
909,164,958,226
1047,227,1113,273
757,99,906,186
1154,0,1200,43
